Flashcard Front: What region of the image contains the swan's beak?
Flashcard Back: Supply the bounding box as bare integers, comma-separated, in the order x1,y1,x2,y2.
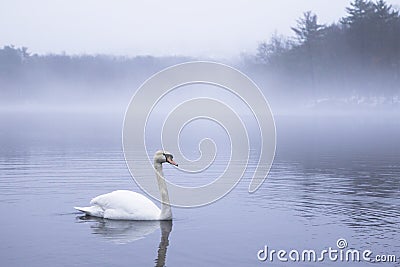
166,157,178,166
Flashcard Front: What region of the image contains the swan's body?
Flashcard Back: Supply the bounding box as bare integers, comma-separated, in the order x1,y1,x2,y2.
75,151,177,220
75,190,162,220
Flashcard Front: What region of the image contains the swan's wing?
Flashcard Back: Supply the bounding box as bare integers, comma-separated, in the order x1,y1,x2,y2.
90,190,161,220
74,206,104,217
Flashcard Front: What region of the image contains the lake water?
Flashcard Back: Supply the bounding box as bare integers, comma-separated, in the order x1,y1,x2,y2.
0,112,399,266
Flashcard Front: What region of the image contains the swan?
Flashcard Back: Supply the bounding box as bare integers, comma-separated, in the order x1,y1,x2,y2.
74,150,178,220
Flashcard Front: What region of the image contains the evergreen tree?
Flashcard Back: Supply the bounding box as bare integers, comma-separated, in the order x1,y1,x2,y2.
291,11,325,44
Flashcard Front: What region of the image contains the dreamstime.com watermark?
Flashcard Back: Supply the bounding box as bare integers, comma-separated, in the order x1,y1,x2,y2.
257,238,398,263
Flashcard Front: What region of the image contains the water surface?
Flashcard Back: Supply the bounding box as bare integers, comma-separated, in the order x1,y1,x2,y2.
0,113,399,266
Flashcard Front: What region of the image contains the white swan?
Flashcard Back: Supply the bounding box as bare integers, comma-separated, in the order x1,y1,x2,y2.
74,150,178,220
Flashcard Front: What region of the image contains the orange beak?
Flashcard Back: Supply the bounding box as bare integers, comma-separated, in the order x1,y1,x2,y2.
166,157,178,166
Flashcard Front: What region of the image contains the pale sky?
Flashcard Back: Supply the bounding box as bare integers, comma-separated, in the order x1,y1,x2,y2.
1,0,399,58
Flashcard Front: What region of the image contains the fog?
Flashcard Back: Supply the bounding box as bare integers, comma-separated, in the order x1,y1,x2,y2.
1,0,357,57
0,0,399,153
1,2,400,267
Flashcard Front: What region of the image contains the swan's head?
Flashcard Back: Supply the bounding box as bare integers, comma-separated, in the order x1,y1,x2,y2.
154,150,178,166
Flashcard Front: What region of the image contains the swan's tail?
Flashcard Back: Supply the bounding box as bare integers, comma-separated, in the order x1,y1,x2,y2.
74,206,104,217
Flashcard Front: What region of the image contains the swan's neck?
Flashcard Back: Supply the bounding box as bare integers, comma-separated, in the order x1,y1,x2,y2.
154,162,172,220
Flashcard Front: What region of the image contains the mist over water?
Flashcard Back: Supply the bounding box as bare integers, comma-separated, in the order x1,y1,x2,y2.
1,74,400,264
0,106,399,266
1,2,400,263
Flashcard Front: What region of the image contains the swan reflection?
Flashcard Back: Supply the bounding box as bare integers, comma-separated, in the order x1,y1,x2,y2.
155,220,172,267
76,216,173,266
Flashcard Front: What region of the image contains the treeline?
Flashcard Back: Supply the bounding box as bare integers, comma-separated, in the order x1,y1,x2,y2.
249,0,400,101
0,46,191,103
1,0,399,108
